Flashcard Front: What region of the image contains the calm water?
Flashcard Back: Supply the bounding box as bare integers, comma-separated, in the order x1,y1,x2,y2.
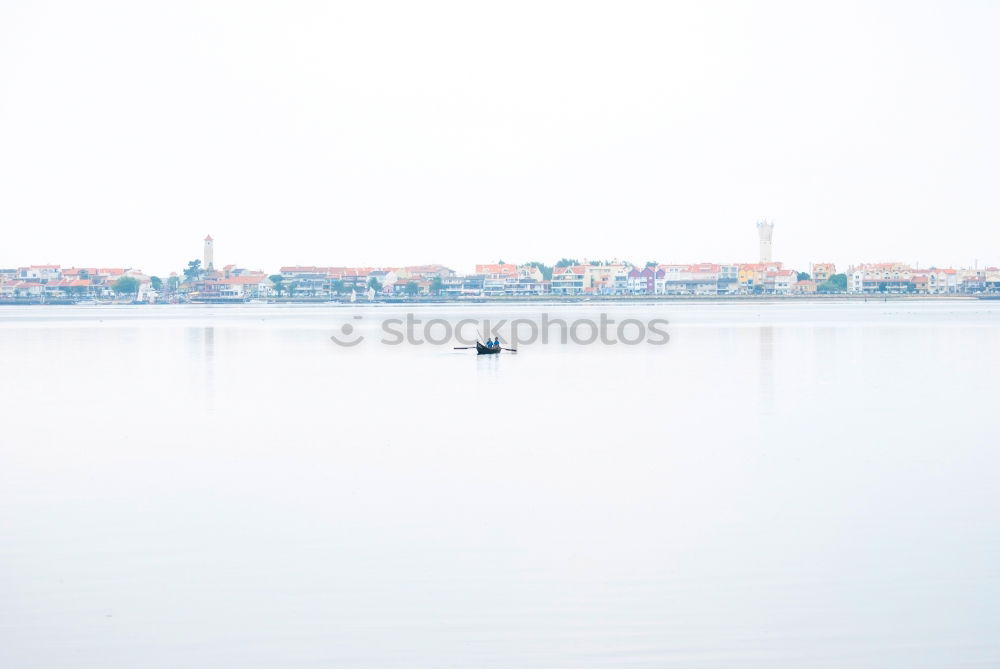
2,301,999,668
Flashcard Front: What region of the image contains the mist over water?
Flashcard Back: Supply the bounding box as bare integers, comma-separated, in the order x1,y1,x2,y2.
2,302,999,668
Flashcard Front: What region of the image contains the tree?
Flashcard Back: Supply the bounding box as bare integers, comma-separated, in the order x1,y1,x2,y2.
797,272,811,281
183,260,202,282
167,276,180,292
367,276,382,292
817,274,848,293
645,261,658,268
525,261,553,281
404,281,420,297
150,276,163,291
555,258,579,267
430,276,443,295
330,279,346,295
112,276,140,296
269,275,284,296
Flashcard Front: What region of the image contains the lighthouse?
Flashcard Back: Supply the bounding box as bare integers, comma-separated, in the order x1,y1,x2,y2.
204,235,214,271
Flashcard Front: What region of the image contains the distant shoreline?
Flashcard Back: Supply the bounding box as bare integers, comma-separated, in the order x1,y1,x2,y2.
2,294,996,306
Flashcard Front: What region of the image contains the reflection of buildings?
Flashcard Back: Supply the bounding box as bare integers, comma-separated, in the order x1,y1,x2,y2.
187,326,215,406
758,325,774,413
204,326,214,358
203,326,214,406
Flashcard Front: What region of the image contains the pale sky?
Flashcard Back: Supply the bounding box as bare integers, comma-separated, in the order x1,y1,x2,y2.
1,0,998,276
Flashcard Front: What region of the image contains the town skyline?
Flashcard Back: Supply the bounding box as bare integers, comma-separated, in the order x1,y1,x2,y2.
4,225,998,281
5,227,999,302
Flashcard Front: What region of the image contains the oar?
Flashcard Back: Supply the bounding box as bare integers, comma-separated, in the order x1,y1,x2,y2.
501,347,517,352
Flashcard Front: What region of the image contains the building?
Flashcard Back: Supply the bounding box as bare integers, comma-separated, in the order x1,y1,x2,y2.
687,263,723,295
551,265,587,295
462,274,485,294
439,276,466,296
397,265,456,280
986,269,1000,292
279,266,333,295
764,269,796,294
5,281,45,298
739,262,783,293
811,263,835,283
660,265,691,294
337,268,375,291
518,265,545,282
45,278,97,298
194,274,274,299
367,270,398,293
204,235,214,271
584,263,630,295
475,263,519,279
626,266,665,294
507,276,549,296
17,265,62,282
848,263,922,293
757,220,774,263
793,279,817,294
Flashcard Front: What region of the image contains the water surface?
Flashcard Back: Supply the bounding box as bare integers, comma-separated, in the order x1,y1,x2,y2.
2,302,998,667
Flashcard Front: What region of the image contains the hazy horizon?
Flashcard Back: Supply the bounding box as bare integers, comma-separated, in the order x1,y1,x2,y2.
2,1,998,276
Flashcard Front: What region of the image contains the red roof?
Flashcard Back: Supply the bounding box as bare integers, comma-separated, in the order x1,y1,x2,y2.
220,276,269,285
689,263,721,273
49,279,92,287
476,263,518,277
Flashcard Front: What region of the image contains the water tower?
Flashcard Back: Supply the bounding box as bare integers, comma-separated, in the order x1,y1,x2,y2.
756,221,774,264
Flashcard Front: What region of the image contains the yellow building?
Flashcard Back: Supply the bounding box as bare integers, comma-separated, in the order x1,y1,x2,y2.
738,262,782,291
811,263,835,282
